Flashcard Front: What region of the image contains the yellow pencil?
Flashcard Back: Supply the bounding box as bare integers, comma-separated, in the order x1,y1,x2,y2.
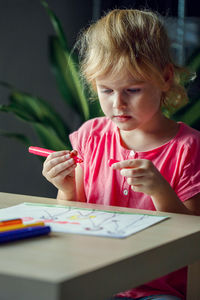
0,221,45,232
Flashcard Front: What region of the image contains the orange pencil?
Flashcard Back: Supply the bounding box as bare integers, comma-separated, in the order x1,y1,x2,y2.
0,218,23,227
0,221,45,232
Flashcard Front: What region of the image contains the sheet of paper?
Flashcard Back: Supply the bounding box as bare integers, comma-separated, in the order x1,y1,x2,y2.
0,203,169,238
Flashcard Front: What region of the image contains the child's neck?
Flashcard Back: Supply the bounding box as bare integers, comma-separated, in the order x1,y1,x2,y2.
119,117,179,152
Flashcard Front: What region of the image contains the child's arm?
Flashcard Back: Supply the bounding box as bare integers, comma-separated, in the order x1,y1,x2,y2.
112,159,200,215
150,182,200,215
42,150,85,202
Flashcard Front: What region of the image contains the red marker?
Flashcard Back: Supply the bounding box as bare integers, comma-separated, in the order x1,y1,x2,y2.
28,146,83,163
108,159,120,167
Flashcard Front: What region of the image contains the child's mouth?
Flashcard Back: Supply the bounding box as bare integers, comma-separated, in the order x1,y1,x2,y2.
113,115,132,122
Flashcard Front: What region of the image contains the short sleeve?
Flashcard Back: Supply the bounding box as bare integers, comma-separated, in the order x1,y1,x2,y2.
69,119,97,161
175,135,200,201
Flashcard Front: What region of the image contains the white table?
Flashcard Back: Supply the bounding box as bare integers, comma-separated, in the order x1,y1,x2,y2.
0,192,200,300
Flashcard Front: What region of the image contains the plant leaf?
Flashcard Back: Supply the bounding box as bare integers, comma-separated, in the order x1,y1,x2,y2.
41,0,68,50
49,36,89,120
187,49,200,73
32,123,71,150
0,84,69,143
42,0,90,120
0,130,31,146
175,99,200,126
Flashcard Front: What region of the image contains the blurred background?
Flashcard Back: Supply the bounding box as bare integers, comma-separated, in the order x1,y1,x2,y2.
0,0,199,198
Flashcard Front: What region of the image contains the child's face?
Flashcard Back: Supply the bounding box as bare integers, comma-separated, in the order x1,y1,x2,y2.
96,69,164,132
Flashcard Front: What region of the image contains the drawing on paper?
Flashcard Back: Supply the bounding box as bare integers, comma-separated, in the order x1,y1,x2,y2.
0,203,168,238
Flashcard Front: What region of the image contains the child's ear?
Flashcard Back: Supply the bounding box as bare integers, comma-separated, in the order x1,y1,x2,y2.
162,63,174,91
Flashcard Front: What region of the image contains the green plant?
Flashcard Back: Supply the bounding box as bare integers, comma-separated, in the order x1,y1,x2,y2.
0,0,102,151
171,48,200,130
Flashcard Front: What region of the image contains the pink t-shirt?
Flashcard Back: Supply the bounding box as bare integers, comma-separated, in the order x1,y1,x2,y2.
69,117,200,299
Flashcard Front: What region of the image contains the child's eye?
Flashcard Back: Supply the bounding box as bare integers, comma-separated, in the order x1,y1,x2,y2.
101,89,113,94
126,88,141,93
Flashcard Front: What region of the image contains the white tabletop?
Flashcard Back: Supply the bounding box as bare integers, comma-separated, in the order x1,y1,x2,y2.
0,192,199,300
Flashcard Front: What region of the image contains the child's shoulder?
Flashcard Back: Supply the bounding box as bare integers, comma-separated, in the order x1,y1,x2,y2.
178,122,200,140
177,122,200,149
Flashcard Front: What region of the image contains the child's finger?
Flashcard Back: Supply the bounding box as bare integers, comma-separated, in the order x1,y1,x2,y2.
120,167,145,177
46,149,78,161
46,157,75,178
127,176,144,186
111,159,142,170
45,150,71,161
44,153,72,173
49,162,76,180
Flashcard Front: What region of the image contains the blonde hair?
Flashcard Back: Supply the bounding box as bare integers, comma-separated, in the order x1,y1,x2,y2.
77,9,193,113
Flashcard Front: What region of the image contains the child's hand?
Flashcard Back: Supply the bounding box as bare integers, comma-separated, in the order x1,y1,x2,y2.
42,150,77,192
112,159,169,197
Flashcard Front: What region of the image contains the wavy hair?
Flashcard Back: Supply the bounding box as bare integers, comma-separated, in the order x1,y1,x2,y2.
76,9,193,112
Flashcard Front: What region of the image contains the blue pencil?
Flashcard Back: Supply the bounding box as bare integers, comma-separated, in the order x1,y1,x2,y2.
0,226,51,243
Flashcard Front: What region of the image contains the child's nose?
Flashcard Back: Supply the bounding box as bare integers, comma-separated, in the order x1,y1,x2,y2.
113,93,126,109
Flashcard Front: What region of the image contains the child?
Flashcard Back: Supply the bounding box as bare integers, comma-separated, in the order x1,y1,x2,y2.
42,9,200,300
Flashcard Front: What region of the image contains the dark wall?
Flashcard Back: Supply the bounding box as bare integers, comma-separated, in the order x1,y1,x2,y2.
101,0,200,17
